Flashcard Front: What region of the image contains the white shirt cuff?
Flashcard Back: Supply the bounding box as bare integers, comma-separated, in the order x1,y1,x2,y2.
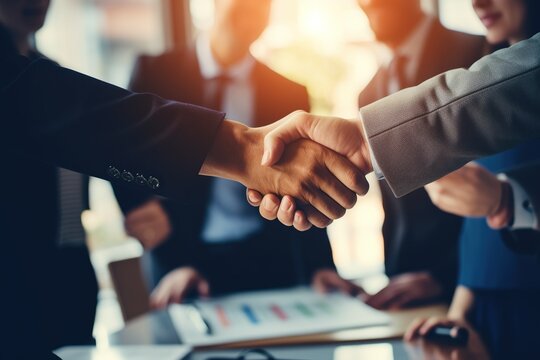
358,110,384,180
498,174,538,230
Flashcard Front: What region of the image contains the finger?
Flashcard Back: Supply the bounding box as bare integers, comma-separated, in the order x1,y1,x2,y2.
317,167,360,210
419,317,454,336
312,275,329,294
302,203,333,228
150,293,166,310
198,279,211,298
172,276,200,304
293,210,312,231
246,189,263,206
324,154,369,198
262,111,312,166
150,282,172,309
404,318,428,341
386,292,413,310
366,285,403,309
320,272,362,296
277,195,296,226
258,194,281,220
338,280,364,297
304,185,347,221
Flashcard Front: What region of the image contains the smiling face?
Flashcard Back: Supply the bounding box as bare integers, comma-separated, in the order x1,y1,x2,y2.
0,0,50,36
472,0,527,44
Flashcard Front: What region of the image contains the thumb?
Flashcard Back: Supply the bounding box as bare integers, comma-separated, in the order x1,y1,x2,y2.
262,111,313,166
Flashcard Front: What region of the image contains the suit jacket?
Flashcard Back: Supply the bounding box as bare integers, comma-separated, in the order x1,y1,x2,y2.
360,32,540,202
0,57,225,201
114,49,336,291
0,36,98,356
358,20,485,298
0,46,224,358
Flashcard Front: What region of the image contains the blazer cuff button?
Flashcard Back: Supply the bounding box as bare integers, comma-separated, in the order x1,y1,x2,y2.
121,171,134,183
135,174,148,186
147,176,160,190
108,166,121,179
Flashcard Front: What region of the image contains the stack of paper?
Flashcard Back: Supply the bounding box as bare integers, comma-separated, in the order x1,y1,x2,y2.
169,286,389,346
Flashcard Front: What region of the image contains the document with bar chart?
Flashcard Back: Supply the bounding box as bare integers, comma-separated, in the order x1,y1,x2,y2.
168,286,390,346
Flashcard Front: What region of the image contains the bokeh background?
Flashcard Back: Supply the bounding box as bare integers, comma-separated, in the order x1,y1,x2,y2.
35,0,485,340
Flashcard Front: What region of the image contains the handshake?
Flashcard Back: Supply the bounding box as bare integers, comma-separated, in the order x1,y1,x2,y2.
200,111,374,231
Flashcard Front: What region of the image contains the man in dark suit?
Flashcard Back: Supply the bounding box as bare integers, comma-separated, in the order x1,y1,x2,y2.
0,1,98,357
114,0,360,307
356,0,486,309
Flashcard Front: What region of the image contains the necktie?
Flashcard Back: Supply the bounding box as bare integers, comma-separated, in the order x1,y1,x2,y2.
57,168,87,247
204,74,231,111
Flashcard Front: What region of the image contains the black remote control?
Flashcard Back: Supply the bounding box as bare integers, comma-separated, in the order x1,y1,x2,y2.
424,325,469,346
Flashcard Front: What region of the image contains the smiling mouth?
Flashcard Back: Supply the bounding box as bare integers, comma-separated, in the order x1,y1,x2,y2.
480,13,502,28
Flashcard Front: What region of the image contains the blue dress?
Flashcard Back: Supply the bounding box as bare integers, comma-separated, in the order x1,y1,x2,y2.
459,140,540,359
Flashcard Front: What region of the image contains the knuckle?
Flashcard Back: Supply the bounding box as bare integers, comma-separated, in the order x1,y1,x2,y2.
300,183,315,203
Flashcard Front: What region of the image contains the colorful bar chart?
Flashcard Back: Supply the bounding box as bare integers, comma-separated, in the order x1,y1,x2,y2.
169,286,390,346
241,304,259,324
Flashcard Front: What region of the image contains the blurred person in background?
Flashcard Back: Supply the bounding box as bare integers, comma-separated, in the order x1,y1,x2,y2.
355,0,485,310
0,0,98,354
114,0,361,308
405,0,540,358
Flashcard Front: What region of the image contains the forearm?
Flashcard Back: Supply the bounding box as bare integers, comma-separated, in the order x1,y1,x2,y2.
199,120,260,185
447,286,475,321
360,33,540,197
2,58,225,199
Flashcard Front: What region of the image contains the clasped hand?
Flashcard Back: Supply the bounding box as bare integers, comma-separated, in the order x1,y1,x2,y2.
244,111,373,230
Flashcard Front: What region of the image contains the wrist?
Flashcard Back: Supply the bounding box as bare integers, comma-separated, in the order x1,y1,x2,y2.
200,120,261,184
487,181,514,229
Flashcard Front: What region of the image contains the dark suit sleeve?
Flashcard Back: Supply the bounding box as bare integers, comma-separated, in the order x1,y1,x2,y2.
111,57,158,213
113,55,171,210
1,57,225,200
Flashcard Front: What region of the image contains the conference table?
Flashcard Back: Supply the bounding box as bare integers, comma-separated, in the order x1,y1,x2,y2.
110,304,491,359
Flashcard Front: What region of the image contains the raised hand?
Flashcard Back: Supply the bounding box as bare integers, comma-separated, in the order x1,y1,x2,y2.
150,267,210,309
201,120,369,228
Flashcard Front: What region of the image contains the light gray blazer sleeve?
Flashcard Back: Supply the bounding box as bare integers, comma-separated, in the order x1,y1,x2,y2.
360,33,540,197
